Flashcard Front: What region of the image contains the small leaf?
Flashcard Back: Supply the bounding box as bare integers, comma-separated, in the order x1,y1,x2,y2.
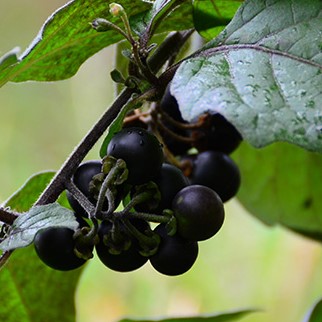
0,203,78,251
131,0,194,37
193,0,243,40
171,0,322,153
0,47,20,72
117,309,258,322
303,298,322,322
99,94,142,158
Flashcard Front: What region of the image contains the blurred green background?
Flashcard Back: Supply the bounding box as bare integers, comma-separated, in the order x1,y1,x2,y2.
1,1,322,322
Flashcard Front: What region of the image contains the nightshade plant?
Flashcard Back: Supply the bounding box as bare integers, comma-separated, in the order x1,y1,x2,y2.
0,0,322,321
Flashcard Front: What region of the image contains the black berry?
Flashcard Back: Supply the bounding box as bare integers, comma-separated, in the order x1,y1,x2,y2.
172,185,224,241
193,114,242,154
34,226,87,271
95,219,149,272
107,127,164,185
190,150,241,202
149,224,198,276
67,160,102,216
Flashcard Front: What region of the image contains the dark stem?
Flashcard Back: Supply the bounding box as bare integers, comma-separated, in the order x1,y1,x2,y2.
0,208,18,225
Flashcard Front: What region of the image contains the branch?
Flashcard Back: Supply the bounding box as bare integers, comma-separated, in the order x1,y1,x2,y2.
0,207,18,225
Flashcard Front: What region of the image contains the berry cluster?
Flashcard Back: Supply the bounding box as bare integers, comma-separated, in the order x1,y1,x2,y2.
34,86,242,276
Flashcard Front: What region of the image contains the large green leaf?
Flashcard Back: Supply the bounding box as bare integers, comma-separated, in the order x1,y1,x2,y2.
118,309,256,322
234,142,322,236
171,0,322,153
0,0,193,87
0,171,84,322
0,0,150,86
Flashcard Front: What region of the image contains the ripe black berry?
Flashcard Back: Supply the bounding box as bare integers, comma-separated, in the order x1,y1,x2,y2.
95,219,149,272
149,224,198,276
190,151,241,202
34,227,87,271
193,114,242,154
172,185,224,241
67,160,102,216
107,127,164,185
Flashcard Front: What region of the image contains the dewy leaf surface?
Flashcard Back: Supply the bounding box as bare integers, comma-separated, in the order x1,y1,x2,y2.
0,171,84,322
171,0,322,153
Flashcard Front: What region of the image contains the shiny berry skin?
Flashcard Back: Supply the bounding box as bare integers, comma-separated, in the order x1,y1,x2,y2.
149,224,198,276
107,127,164,185
193,114,242,154
172,185,224,241
67,160,102,216
95,219,149,272
190,151,241,202
34,227,87,271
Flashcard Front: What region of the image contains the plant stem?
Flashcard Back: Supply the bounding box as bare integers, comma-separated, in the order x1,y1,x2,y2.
34,31,192,207
0,208,18,225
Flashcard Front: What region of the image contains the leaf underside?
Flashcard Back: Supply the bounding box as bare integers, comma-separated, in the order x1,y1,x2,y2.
171,0,322,238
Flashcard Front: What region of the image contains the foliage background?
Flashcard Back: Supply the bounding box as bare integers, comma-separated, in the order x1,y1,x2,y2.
1,1,322,321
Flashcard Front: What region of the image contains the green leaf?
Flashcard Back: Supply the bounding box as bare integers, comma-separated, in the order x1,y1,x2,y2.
171,0,322,153
99,93,143,158
0,47,20,72
130,0,194,37
118,309,257,322
0,203,78,251
0,0,151,87
0,171,84,322
193,0,243,40
0,0,194,87
234,142,322,236
0,247,83,322
304,298,322,322
5,171,56,212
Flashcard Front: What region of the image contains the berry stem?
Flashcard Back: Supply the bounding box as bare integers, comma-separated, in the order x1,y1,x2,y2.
121,218,160,253
94,159,127,218
127,211,170,224
65,179,96,218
